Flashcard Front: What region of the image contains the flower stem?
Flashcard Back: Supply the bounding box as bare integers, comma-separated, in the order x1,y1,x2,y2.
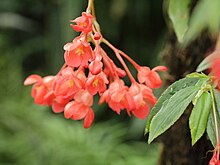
102,38,136,83
210,88,220,158
118,49,140,69
86,0,94,14
215,32,220,50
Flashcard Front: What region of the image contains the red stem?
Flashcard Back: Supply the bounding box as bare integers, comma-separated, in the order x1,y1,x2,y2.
102,38,136,83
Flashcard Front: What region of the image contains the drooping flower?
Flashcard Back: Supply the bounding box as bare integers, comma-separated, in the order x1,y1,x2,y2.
137,66,167,88
52,96,69,113
53,67,83,99
24,74,55,105
64,36,93,67
70,12,93,34
128,83,157,119
64,89,94,128
99,79,128,114
209,149,220,165
86,72,109,95
89,55,103,75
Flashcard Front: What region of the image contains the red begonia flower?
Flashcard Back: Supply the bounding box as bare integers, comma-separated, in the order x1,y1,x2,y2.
70,12,93,34
137,66,167,88
64,90,94,128
24,75,55,105
99,79,128,114
86,72,108,95
129,83,157,119
89,57,103,75
53,67,83,99
64,36,93,67
209,150,220,165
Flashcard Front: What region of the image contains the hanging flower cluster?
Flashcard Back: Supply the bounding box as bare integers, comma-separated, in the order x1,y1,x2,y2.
24,7,167,128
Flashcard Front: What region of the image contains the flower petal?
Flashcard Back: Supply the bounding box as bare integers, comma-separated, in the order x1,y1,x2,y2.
52,102,65,113
24,74,42,85
84,108,95,128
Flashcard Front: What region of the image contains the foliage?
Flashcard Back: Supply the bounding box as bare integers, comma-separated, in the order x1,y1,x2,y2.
1,0,220,164
168,0,220,44
0,93,161,165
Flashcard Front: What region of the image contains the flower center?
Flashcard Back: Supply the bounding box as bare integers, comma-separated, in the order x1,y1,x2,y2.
92,79,99,87
68,79,74,87
75,46,84,56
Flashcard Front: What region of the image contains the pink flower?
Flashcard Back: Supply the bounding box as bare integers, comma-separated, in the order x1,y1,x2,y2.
86,72,108,95
64,90,94,128
137,66,167,88
99,79,128,114
53,67,83,99
70,12,93,34
89,55,103,75
24,74,55,105
52,96,69,113
209,150,220,165
128,83,157,119
64,36,93,67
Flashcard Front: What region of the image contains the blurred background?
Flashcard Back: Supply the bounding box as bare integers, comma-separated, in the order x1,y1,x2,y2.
0,0,166,164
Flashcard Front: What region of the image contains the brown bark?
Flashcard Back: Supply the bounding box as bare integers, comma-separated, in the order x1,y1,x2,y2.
159,30,215,165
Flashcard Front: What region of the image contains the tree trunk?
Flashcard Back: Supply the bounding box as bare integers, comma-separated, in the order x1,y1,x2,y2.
159,29,215,165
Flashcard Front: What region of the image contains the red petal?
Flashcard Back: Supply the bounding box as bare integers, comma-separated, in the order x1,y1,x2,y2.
152,66,167,72
148,71,162,88
64,101,76,118
132,103,150,120
137,67,150,84
64,50,82,67
84,108,94,128
89,60,103,75
24,74,42,85
71,105,89,120
52,102,65,113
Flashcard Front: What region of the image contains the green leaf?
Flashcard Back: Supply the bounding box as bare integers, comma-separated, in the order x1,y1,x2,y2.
148,86,199,143
184,0,220,44
196,50,220,72
207,89,220,147
168,0,191,43
186,72,208,79
189,92,212,145
145,77,201,134
196,56,212,72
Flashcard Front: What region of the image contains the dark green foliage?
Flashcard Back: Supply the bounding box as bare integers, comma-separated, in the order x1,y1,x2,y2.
0,93,161,165
145,77,201,134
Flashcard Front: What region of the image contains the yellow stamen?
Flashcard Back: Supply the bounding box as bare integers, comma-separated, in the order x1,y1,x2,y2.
75,46,84,56
93,79,99,87
68,80,74,87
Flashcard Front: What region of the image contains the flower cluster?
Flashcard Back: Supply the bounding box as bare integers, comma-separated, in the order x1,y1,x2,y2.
24,11,167,128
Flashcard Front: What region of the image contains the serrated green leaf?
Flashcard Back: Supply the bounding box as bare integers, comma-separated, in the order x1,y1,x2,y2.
186,72,208,78
184,0,220,44
168,0,190,43
148,86,199,143
189,92,211,145
145,77,201,134
207,89,220,147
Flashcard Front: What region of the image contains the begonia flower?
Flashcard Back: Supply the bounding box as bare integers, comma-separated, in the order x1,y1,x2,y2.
137,66,167,88
70,12,93,34
64,36,93,67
